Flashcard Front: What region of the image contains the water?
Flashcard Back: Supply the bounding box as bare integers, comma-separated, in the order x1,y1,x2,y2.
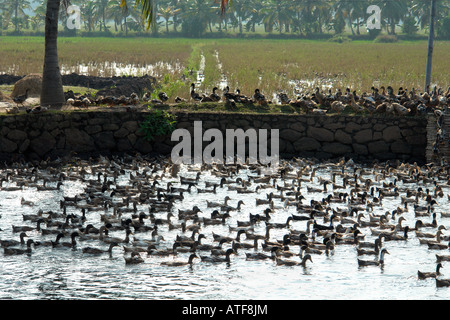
1,61,184,78
1,157,450,300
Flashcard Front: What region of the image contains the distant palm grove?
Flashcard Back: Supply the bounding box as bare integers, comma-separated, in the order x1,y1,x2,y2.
1,0,450,39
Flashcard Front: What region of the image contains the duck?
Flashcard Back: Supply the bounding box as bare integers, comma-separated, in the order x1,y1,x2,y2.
0,232,28,248
299,244,323,256
132,230,164,247
278,92,291,104
200,248,235,263
212,231,235,242
147,242,179,256
253,89,267,106
209,87,221,102
82,243,119,255
12,224,37,233
13,89,29,107
175,96,187,103
418,263,443,279
427,240,450,250
356,238,381,256
124,251,145,264
21,197,34,206
437,254,450,263
4,239,35,255
436,278,450,287
52,232,79,249
35,232,65,247
207,196,231,208
158,91,169,103
190,83,202,101
383,226,409,241
160,253,198,267
275,254,313,267
142,92,151,102
102,228,132,245
220,200,245,212
245,246,279,260
357,248,389,267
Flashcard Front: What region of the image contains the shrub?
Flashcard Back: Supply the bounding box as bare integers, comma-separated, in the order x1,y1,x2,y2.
328,35,352,43
374,34,398,43
139,109,177,141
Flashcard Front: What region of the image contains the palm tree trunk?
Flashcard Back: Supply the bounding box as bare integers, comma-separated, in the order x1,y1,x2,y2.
40,0,65,108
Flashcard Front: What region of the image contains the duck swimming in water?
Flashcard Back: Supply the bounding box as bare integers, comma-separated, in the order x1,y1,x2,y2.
4,239,34,255
160,253,198,267
357,248,389,267
418,263,443,279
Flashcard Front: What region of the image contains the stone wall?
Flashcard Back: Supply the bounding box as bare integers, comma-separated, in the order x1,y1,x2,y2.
0,111,427,164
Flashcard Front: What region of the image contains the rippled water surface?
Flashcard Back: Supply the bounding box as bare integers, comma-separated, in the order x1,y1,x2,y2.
1,157,450,300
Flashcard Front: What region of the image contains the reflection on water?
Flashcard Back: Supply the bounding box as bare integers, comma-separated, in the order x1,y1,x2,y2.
0,156,450,300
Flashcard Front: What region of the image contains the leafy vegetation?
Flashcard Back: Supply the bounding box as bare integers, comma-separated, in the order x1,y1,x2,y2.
139,108,177,141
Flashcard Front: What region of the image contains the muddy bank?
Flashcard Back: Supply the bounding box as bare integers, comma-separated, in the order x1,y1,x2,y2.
0,73,157,97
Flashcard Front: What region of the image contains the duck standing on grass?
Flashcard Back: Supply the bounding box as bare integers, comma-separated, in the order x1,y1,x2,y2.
190,83,202,102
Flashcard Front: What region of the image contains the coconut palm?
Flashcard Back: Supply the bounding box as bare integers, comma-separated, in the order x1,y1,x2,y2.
108,0,128,32
93,0,110,32
2,0,31,32
375,0,409,35
410,0,450,30
81,1,97,32
40,0,67,107
158,5,180,34
261,0,296,34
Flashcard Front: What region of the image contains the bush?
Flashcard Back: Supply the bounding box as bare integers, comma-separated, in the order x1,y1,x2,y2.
374,34,398,43
328,34,352,43
139,110,177,142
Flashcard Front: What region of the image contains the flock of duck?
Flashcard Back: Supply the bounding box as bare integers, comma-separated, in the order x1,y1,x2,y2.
61,84,449,116
1,154,450,292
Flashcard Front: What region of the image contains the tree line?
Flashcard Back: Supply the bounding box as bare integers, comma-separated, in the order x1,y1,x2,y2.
1,0,450,38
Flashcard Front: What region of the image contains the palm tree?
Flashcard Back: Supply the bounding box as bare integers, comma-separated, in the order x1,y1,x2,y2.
120,0,229,29
375,0,409,35
93,0,110,32
261,0,295,34
3,0,31,33
411,0,450,31
108,0,128,32
158,5,180,34
81,1,97,32
40,0,67,107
